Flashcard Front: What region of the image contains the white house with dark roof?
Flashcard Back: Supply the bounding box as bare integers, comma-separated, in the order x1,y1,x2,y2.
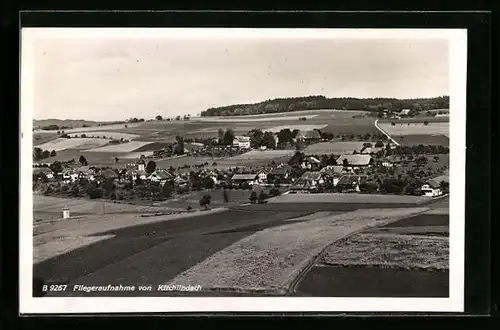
231,173,259,185
232,136,251,149
137,159,146,172
421,175,449,197
148,169,173,184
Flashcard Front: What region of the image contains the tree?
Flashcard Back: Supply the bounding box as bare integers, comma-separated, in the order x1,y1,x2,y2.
433,156,440,162
156,115,163,121
146,160,156,174
262,131,277,149
42,150,50,159
49,161,63,174
79,155,88,166
124,124,128,128
277,129,294,145
439,181,449,193
115,157,119,163
248,129,264,148
223,189,229,203
50,150,56,157
162,181,174,198
33,148,43,161
424,121,429,126
375,141,384,148
249,191,258,204
391,121,396,126
175,115,181,121
199,194,211,210
223,129,235,146
218,128,225,143
81,134,87,138
258,191,267,203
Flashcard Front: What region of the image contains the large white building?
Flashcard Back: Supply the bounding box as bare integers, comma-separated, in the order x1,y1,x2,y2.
233,136,251,149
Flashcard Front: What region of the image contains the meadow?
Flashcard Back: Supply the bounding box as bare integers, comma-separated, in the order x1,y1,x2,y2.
304,141,383,155
68,132,140,140
35,138,110,152
378,122,449,144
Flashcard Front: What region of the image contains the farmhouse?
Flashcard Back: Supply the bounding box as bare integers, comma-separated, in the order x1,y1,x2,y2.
421,175,449,197
33,167,54,180
381,156,404,167
296,130,321,142
256,169,270,183
233,136,251,149
148,169,173,184
131,170,148,181
75,166,96,181
269,164,292,180
336,154,374,169
337,175,368,193
231,173,259,186
290,171,328,192
319,167,344,186
400,109,411,116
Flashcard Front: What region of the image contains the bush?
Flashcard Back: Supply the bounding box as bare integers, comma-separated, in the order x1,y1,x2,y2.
269,188,281,197
187,205,193,211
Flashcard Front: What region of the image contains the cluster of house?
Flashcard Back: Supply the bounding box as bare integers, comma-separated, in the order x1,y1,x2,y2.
33,149,449,197
231,130,322,150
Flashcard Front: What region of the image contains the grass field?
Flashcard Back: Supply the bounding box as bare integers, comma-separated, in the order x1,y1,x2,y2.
86,141,154,153
193,114,320,122
33,133,60,146
34,122,143,134
229,150,295,160
68,132,140,140
166,207,429,293
379,122,449,138
321,233,448,270
268,193,431,204
43,149,126,165
304,141,383,155
35,138,110,152
266,124,328,133
379,116,449,124
396,134,450,146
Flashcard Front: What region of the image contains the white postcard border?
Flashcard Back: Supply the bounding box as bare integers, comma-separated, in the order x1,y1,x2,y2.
20,28,467,314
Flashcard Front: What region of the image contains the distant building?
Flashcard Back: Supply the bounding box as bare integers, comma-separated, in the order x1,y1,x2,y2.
269,164,292,180
421,175,449,197
295,130,321,142
400,109,411,116
336,175,368,193
290,171,327,192
233,136,251,149
148,169,173,184
336,154,374,169
137,159,146,172
231,173,259,185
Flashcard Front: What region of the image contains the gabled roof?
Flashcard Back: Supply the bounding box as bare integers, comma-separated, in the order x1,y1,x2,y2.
270,166,291,175
297,130,321,139
319,167,343,177
336,154,373,166
337,175,368,186
233,136,250,142
149,170,172,180
231,174,258,180
426,175,449,188
300,171,324,181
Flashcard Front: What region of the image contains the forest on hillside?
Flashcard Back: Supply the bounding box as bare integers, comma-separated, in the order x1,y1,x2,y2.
200,95,449,117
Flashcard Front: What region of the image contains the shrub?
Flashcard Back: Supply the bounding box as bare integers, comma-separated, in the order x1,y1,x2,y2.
187,205,193,211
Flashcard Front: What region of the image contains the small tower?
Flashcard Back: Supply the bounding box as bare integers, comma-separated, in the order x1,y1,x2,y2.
137,159,146,172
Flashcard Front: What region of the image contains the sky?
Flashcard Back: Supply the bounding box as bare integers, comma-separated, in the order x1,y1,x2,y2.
32,37,449,121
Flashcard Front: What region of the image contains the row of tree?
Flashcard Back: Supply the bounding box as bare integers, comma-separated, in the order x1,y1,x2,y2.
201,95,450,117
33,148,56,161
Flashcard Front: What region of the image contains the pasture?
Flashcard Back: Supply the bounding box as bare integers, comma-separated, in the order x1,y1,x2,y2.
304,141,383,155
35,138,110,152
396,135,450,146
43,149,125,165
267,124,328,133
268,193,431,204
229,150,295,160
33,122,143,134
378,122,449,138
33,133,60,146
192,114,319,122
379,116,449,124
86,141,154,153
68,132,140,140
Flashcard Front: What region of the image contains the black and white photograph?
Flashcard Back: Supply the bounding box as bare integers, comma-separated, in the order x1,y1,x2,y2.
20,28,467,313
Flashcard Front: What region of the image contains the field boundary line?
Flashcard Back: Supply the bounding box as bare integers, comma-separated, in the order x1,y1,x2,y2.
374,119,400,146
286,207,430,294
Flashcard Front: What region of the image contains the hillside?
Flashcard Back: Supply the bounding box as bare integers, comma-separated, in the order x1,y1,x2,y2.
201,95,449,117
33,119,128,131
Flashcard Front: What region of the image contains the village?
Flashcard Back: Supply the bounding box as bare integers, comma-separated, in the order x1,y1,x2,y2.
33,124,450,209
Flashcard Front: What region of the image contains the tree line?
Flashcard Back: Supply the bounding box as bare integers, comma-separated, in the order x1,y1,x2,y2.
33,148,56,161
200,95,449,117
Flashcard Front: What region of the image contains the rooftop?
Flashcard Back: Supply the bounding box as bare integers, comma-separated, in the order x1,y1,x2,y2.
336,154,373,166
